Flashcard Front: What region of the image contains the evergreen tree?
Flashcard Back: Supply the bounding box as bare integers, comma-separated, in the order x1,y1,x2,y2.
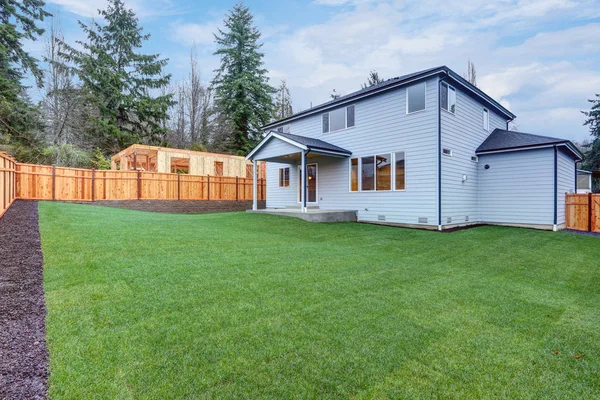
361,70,384,88
0,0,51,161
59,0,173,155
212,3,275,155
582,94,600,190
273,80,293,120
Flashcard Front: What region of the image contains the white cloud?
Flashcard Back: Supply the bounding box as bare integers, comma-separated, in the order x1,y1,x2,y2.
170,21,220,46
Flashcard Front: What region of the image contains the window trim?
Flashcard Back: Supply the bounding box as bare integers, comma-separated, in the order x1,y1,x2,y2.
440,82,456,115
322,104,356,133
278,167,290,188
483,108,490,131
406,81,427,115
348,151,407,192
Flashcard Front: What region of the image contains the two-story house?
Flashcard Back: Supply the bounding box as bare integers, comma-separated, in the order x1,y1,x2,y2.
246,66,582,231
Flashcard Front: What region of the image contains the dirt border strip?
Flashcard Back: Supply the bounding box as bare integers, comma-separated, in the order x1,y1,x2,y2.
0,200,48,400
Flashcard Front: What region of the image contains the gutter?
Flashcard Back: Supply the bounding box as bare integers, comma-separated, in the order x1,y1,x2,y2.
553,145,558,231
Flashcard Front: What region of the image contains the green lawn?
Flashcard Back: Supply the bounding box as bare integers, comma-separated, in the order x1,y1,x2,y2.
39,202,600,399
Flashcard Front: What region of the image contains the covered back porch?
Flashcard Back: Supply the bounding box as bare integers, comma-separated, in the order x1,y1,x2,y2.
246,131,357,221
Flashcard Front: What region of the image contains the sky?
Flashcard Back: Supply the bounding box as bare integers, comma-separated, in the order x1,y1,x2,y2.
26,0,600,142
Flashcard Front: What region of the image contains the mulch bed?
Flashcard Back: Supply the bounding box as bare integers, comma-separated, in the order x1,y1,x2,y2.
0,201,48,400
563,229,600,238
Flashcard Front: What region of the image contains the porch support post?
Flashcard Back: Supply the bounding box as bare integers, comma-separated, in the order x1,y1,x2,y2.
301,150,307,212
252,160,258,210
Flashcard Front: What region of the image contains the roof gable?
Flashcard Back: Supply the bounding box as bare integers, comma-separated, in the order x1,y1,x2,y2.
246,131,351,160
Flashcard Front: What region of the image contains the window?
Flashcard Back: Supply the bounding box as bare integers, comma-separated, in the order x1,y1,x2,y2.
361,156,375,191
407,82,426,113
376,153,392,191
483,108,489,131
350,152,406,192
322,105,355,133
279,167,290,187
214,161,223,176
441,82,456,114
471,155,479,162
395,151,405,190
322,113,329,133
350,158,359,192
442,148,452,156
346,105,355,128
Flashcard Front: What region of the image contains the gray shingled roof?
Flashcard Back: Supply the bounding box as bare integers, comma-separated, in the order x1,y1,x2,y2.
476,129,571,153
262,65,516,130
275,132,351,155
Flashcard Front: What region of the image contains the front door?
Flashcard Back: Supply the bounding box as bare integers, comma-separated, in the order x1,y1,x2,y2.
298,164,318,204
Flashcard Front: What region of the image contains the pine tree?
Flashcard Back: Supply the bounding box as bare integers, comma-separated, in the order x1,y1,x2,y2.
273,80,293,120
0,0,50,162
361,70,384,88
582,94,600,187
212,3,275,155
58,0,173,155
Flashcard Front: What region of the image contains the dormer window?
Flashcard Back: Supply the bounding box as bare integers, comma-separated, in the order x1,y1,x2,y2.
322,105,355,133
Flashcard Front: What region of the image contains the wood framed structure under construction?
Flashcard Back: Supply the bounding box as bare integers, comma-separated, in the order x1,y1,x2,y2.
110,144,266,179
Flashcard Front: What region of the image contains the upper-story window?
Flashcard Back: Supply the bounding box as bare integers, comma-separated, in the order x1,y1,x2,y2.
483,108,489,131
440,82,456,114
322,105,355,133
406,82,426,113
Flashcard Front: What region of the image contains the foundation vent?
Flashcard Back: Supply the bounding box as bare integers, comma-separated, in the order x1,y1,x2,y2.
418,217,428,224
447,217,452,224
377,215,386,221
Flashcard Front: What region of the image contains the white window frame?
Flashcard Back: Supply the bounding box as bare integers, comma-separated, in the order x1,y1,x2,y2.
441,82,456,115
406,81,427,115
348,151,407,192
278,167,290,188
442,148,453,157
322,105,355,133
483,108,489,131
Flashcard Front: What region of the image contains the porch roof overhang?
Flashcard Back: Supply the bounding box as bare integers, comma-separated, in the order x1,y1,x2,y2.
246,131,352,161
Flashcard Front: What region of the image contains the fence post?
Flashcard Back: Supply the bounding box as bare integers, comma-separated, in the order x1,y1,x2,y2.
52,164,56,201
137,170,141,200
589,192,593,232
235,176,239,201
207,175,210,200
177,173,181,200
91,169,96,202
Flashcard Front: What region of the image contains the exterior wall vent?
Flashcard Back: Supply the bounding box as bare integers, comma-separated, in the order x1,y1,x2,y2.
465,216,469,222
418,217,428,224
447,217,452,224
377,215,386,221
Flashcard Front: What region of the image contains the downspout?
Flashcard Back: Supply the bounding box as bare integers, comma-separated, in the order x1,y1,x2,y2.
553,145,558,231
438,72,448,231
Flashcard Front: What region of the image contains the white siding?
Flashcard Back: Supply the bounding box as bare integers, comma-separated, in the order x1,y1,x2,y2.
253,138,301,161
556,148,576,225
266,162,298,208
478,148,555,226
266,77,440,226
440,86,508,225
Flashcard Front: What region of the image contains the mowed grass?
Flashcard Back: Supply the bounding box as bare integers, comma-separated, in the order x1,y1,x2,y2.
39,202,600,399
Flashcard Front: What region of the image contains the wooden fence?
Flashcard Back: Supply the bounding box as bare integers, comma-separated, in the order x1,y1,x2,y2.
0,153,17,219
15,163,265,202
566,193,600,232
